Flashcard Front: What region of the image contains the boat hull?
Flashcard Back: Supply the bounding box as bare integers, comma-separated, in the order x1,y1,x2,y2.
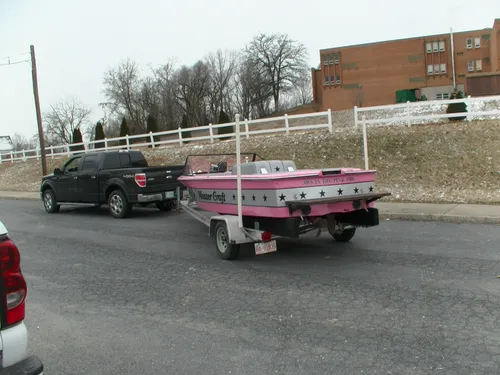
179,170,382,218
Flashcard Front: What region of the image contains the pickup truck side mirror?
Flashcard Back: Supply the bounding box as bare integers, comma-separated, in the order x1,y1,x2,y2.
53,168,64,176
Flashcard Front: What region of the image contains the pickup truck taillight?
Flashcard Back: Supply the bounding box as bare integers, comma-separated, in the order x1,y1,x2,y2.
134,173,147,187
0,237,27,326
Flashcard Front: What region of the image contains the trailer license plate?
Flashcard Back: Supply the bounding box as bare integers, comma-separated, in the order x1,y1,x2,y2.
254,240,277,255
165,191,175,199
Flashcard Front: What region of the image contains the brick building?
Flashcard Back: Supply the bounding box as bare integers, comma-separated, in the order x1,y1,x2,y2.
311,18,500,111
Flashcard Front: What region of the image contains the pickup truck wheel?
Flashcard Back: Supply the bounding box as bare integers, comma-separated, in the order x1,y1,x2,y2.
43,189,60,213
214,221,240,260
156,200,173,212
332,227,356,242
108,190,132,218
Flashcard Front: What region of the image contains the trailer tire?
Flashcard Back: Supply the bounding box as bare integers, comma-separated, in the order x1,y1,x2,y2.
214,221,240,260
332,227,356,242
156,200,173,212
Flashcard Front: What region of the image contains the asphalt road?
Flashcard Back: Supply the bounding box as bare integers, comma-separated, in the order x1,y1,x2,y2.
1,199,500,375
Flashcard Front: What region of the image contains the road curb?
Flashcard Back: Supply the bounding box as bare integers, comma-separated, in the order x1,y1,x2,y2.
0,195,39,202
380,213,500,225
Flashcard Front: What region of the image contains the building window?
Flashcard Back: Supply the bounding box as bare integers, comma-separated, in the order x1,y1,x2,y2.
436,93,443,100
324,75,329,85
474,37,481,48
439,41,445,52
467,60,474,72
466,38,473,49
323,55,328,65
432,42,438,52
334,53,340,64
476,59,482,71
328,54,334,64
330,75,335,84
442,93,450,99
336,75,341,84
434,64,440,74
440,63,446,73
426,42,432,53
427,64,433,75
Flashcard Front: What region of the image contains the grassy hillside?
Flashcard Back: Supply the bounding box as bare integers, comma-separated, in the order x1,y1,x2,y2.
1,119,500,204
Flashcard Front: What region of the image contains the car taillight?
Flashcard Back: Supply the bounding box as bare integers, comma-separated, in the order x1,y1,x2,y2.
0,237,26,326
134,173,146,187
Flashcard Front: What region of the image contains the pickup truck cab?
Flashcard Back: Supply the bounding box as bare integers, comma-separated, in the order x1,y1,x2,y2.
40,150,185,218
0,221,44,374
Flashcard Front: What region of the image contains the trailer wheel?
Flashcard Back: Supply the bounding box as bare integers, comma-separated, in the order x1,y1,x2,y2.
332,227,356,242
214,221,240,260
156,200,173,211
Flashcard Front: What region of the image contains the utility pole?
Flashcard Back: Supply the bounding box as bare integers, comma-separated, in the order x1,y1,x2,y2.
30,45,47,176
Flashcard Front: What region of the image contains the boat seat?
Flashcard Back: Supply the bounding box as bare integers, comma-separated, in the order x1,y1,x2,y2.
231,160,297,175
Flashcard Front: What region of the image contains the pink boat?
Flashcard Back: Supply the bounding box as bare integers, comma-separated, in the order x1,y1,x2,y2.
178,153,390,238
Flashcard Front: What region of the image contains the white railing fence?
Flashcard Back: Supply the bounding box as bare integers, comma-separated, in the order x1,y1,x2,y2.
0,110,332,164
354,94,500,127
1,94,499,165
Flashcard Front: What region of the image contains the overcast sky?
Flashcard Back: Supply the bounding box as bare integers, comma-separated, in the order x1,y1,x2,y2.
0,0,497,139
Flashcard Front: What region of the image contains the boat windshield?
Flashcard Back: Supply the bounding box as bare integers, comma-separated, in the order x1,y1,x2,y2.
183,153,264,175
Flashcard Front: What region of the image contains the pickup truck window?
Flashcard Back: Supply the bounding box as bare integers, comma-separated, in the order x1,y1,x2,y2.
82,155,99,172
102,152,149,170
129,152,148,167
102,154,121,170
64,157,81,173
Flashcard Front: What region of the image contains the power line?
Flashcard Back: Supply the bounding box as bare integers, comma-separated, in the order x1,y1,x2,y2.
0,52,30,60
0,59,31,67
0,52,31,67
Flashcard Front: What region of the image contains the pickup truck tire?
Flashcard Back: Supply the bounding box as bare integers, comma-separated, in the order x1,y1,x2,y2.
43,189,60,213
108,189,132,218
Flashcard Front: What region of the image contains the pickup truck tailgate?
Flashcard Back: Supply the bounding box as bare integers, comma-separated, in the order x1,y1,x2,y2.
140,166,185,191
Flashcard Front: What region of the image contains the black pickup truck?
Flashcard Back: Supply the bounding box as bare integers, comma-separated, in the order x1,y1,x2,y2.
40,150,185,218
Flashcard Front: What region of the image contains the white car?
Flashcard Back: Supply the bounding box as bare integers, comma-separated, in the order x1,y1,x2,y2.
0,221,44,374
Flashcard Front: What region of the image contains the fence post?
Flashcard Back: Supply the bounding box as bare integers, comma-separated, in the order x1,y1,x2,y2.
22,150,26,160
125,135,130,150
466,95,472,122
362,115,369,170
50,146,54,159
65,144,70,154
36,148,40,160
104,138,108,151
149,131,155,148
244,119,249,139
353,106,358,128
284,114,290,135
178,127,183,146
10,152,13,163
208,123,214,143
406,101,411,126
327,109,333,133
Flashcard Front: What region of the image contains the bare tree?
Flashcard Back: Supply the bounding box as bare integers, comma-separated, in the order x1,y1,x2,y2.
43,96,92,145
205,49,238,121
245,32,309,112
10,133,36,152
174,61,211,126
230,55,274,119
101,58,145,133
151,60,183,130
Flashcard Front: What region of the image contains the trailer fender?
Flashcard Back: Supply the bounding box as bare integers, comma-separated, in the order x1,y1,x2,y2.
209,216,255,245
